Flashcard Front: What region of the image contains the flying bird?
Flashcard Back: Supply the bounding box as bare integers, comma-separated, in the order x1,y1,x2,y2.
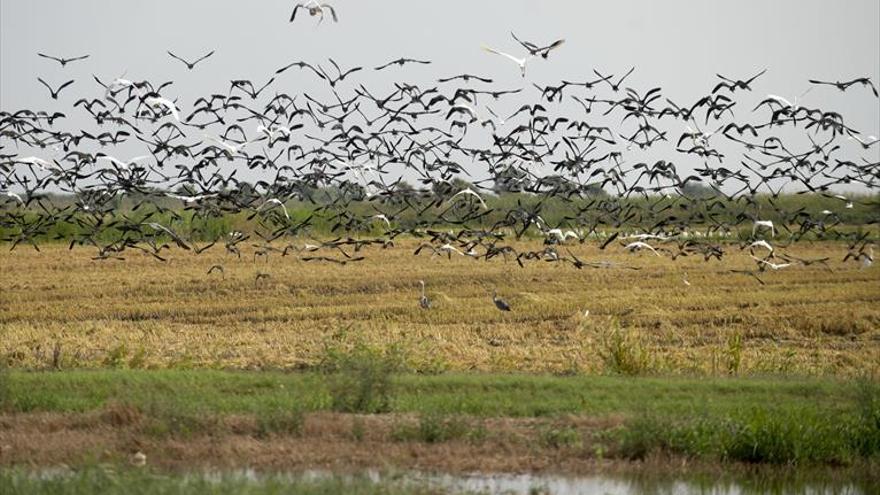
482,45,533,77
37,77,75,99
290,1,338,23
510,32,565,59
37,53,89,67
167,50,215,70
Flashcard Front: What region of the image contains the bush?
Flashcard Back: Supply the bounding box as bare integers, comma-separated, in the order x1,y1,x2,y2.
391,413,482,444
320,343,404,414
255,408,304,438
599,324,650,376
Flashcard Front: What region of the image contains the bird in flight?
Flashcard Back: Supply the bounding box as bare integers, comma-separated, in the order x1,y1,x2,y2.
37,77,75,99
290,1,338,24
167,50,215,70
37,53,89,67
510,32,565,59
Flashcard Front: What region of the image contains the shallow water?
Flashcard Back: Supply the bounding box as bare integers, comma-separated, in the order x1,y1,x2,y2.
210,468,870,495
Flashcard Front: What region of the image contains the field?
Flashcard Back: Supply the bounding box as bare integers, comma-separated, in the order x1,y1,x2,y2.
2,240,880,489
1,241,878,376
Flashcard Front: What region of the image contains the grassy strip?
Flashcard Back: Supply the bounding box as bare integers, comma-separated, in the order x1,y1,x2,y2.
0,369,860,418
0,468,452,495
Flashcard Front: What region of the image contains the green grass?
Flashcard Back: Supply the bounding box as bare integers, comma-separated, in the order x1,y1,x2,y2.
1,369,860,419
0,467,457,495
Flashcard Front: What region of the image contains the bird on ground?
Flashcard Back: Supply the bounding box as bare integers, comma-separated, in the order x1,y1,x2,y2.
167,50,215,70
492,289,511,311
38,53,90,67
418,280,431,309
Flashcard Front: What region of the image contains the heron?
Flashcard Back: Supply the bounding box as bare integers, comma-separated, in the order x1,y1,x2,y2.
418,280,431,309
492,289,511,312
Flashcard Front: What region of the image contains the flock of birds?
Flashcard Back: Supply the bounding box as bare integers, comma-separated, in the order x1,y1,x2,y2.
1,3,879,311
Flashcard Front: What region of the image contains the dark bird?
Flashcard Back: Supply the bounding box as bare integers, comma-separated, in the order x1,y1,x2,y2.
37,53,89,67
510,32,565,59
374,58,432,71
167,50,215,70
712,68,767,94
37,77,75,99
492,289,511,311
808,77,878,97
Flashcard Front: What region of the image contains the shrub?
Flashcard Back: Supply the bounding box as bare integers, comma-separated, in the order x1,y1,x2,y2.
321,343,404,414
599,323,650,376
255,408,304,438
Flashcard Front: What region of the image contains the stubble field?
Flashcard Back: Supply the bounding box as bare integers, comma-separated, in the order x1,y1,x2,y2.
2,241,877,377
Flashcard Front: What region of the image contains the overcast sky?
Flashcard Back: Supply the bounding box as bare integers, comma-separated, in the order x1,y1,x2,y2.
1,0,878,193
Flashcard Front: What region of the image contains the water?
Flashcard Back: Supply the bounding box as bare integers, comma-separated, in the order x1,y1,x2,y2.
204,468,870,495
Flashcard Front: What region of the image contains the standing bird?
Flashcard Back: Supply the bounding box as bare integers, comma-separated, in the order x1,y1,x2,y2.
492,289,511,312
418,280,431,309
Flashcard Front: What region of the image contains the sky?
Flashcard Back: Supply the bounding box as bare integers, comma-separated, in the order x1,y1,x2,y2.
1,0,878,194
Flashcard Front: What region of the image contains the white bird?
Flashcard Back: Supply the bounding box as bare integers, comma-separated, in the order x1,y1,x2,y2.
624,241,661,256
482,45,533,77
847,133,879,148
752,220,776,237
438,243,465,257
257,198,290,219
96,154,148,170
105,75,137,98
143,96,180,122
750,255,791,271
448,188,488,209
747,240,774,253
166,192,218,204
546,228,579,243
371,214,391,228
204,134,251,155
16,156,58,171
2,191,24,205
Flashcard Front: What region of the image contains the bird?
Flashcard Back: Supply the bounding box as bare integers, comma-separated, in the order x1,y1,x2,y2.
746,240,774,254
418,280,431,309
752,220,776,237
257,198,290,219
808,77,878,97
290,1,338,23
482,45,533,77
624,241,661,256
447,188,488,209
167,50,215,70
130,451,147,467
492,289,511,312
510,32,565,59
143,96,180,121
37,77,75,99
374,58,431,71
207,264,225,279
37,53,89,67
750,255,792,271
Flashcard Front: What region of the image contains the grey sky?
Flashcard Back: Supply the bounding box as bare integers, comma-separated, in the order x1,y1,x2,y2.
1,0,878,193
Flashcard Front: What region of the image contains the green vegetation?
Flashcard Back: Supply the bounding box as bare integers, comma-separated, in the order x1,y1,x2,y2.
0,467,454,495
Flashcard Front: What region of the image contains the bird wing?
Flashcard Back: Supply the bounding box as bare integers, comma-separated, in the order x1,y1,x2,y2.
289,4,302,22
482,46,524,65
194,50,215,64
36,77,53,93
322,4,338,22
167,51,190,65
37,53,62,63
